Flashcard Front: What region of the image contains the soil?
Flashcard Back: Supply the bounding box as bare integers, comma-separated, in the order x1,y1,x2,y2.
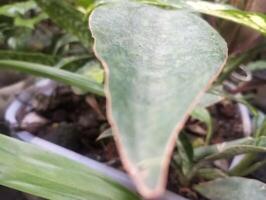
208,100,243,143
186,100,243,144
16,85,122,169
14,84,244,200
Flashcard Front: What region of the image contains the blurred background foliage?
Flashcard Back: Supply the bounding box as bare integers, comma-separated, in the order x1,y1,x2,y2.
0,0,105,96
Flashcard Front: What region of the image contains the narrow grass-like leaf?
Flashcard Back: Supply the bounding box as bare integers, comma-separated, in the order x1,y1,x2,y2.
90,1,227,198
195,136,266,161
0,134,139,200
0,50,59,65
142,0,266,35
0,60,104,96
191,107,213,145
194,137,254,161
196,168,228,180
195,177,266,200
184,1,266,35
175,133,194,176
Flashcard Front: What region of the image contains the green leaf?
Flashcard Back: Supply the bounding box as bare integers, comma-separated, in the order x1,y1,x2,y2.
0,1,37,17
54,55,91,71
0,0,47,29
89,1,227,198
14,12,48,29
184,0,266,35
247,60,266,71
175,133,194,176
34,0,92,48
0,134,139,200
257,118,266,137
53,34,80,55
76,60,104,84
197,89,224,108
195,177,266,200
233,159,266,177
72,60,104,94
191,107,213,145
77,0,95,8
196,168,228,180
194,137,254,161
0,50,59,65
0,60,104,96
143,0,266,35
195,136,266,161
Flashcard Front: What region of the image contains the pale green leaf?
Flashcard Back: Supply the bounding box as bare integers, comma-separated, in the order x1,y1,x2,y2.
247,60,266,71
184,0,266,35
0,60,104,96
53,34,80,55
71,60,104,94
0,134,139,200
197,90,224,108
191,107,213,145
76,60,104,84
175,133,194,176
90,1,227,197
196,168,228,180
142,0,266,35
195,177,266,200
195,136,266,161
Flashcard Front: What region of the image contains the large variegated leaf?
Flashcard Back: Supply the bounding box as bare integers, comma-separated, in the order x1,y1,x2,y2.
89,1,227,198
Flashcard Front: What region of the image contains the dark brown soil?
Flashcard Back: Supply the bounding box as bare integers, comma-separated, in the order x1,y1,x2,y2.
185,100,243,144
209,101,243,143
16,85,121,168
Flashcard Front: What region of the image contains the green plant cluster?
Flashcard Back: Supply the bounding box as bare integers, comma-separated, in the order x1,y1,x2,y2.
0,0,266,200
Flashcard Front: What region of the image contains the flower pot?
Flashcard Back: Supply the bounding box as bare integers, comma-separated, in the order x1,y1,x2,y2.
0,71,27,120
5,79,188,200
